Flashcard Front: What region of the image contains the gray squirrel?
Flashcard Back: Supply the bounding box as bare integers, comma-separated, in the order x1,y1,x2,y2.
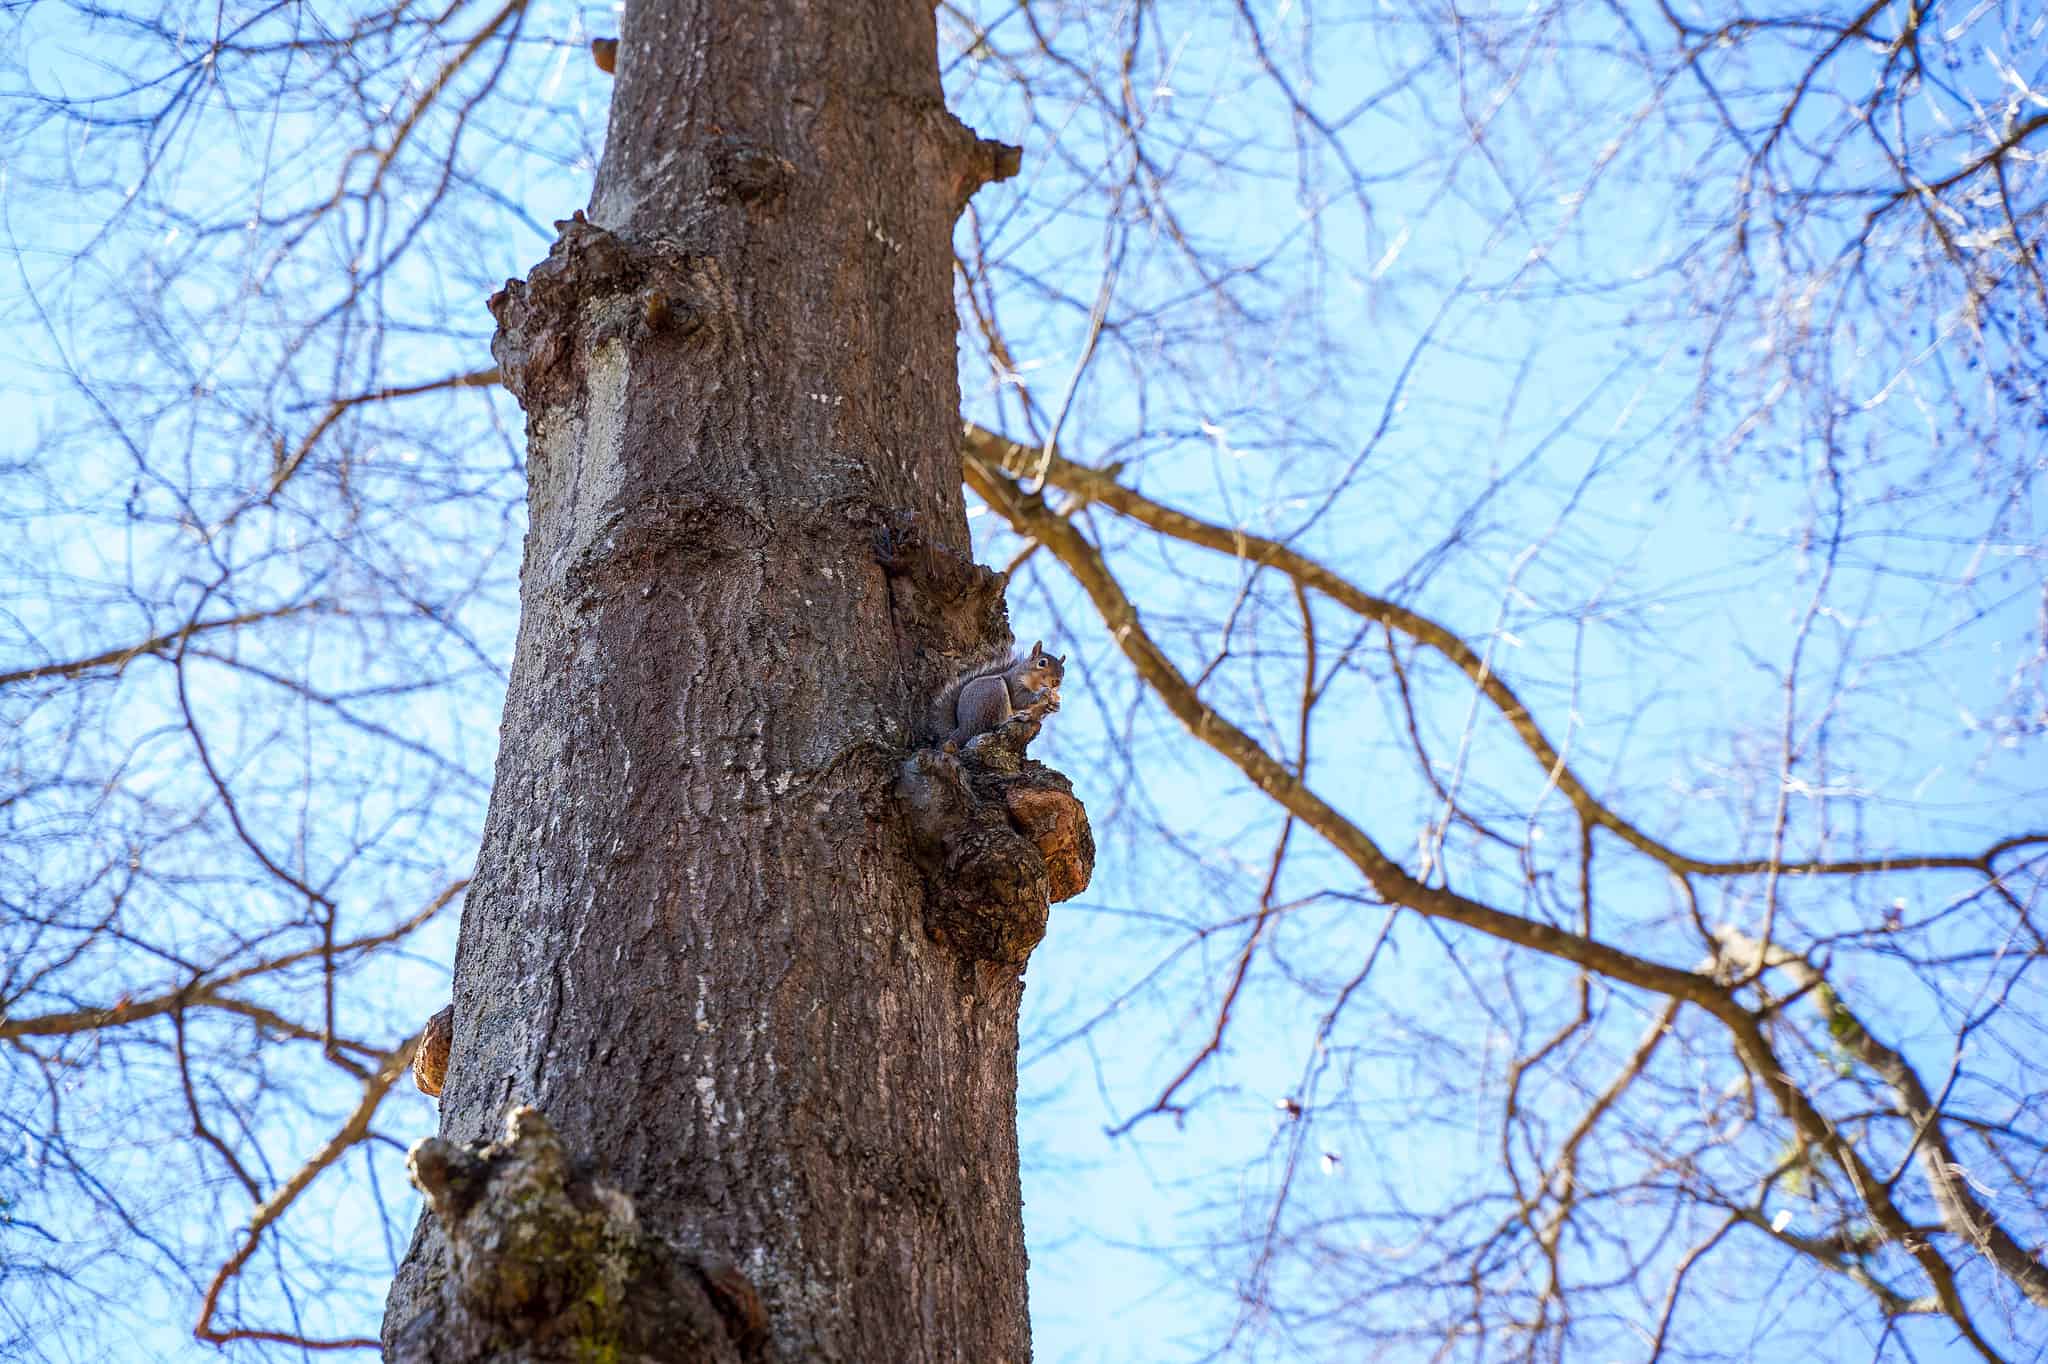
934,641,1066,748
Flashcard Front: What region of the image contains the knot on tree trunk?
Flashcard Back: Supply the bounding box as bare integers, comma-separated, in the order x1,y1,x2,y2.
488,211,734,413
708,134,797,204
895,742,1092,965
391,1106,765,1363
865,502,1011,647
932,110,1022,216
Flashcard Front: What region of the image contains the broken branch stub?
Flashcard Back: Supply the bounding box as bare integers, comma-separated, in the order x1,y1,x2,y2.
392,1106,763,1363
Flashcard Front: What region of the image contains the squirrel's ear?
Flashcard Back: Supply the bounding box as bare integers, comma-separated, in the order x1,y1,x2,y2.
1030,639,1043,656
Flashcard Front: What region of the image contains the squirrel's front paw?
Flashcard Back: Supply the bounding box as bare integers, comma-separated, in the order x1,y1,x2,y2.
1017,689,1059,721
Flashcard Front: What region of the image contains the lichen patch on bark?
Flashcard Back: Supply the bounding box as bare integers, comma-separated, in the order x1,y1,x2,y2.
393,1107,756,1364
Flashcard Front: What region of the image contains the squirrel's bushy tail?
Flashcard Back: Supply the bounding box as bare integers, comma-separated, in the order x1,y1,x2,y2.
929,645,1017,740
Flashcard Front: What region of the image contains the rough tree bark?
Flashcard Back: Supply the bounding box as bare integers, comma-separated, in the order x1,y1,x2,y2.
379,1,1076,1359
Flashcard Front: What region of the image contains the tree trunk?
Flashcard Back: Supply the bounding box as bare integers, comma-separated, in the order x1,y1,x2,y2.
380,1,1053,1358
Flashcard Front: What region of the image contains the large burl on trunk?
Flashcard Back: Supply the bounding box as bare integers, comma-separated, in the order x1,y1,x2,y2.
380,1,1083,1360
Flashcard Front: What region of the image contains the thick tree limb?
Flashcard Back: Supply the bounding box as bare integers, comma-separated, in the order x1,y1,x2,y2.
960,424,2045,893
961,443,1728,1005
1717,926,2048,1309
963,437,2030,1353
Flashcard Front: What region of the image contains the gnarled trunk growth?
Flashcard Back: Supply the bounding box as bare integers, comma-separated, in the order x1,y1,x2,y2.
379,1,1071,1358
